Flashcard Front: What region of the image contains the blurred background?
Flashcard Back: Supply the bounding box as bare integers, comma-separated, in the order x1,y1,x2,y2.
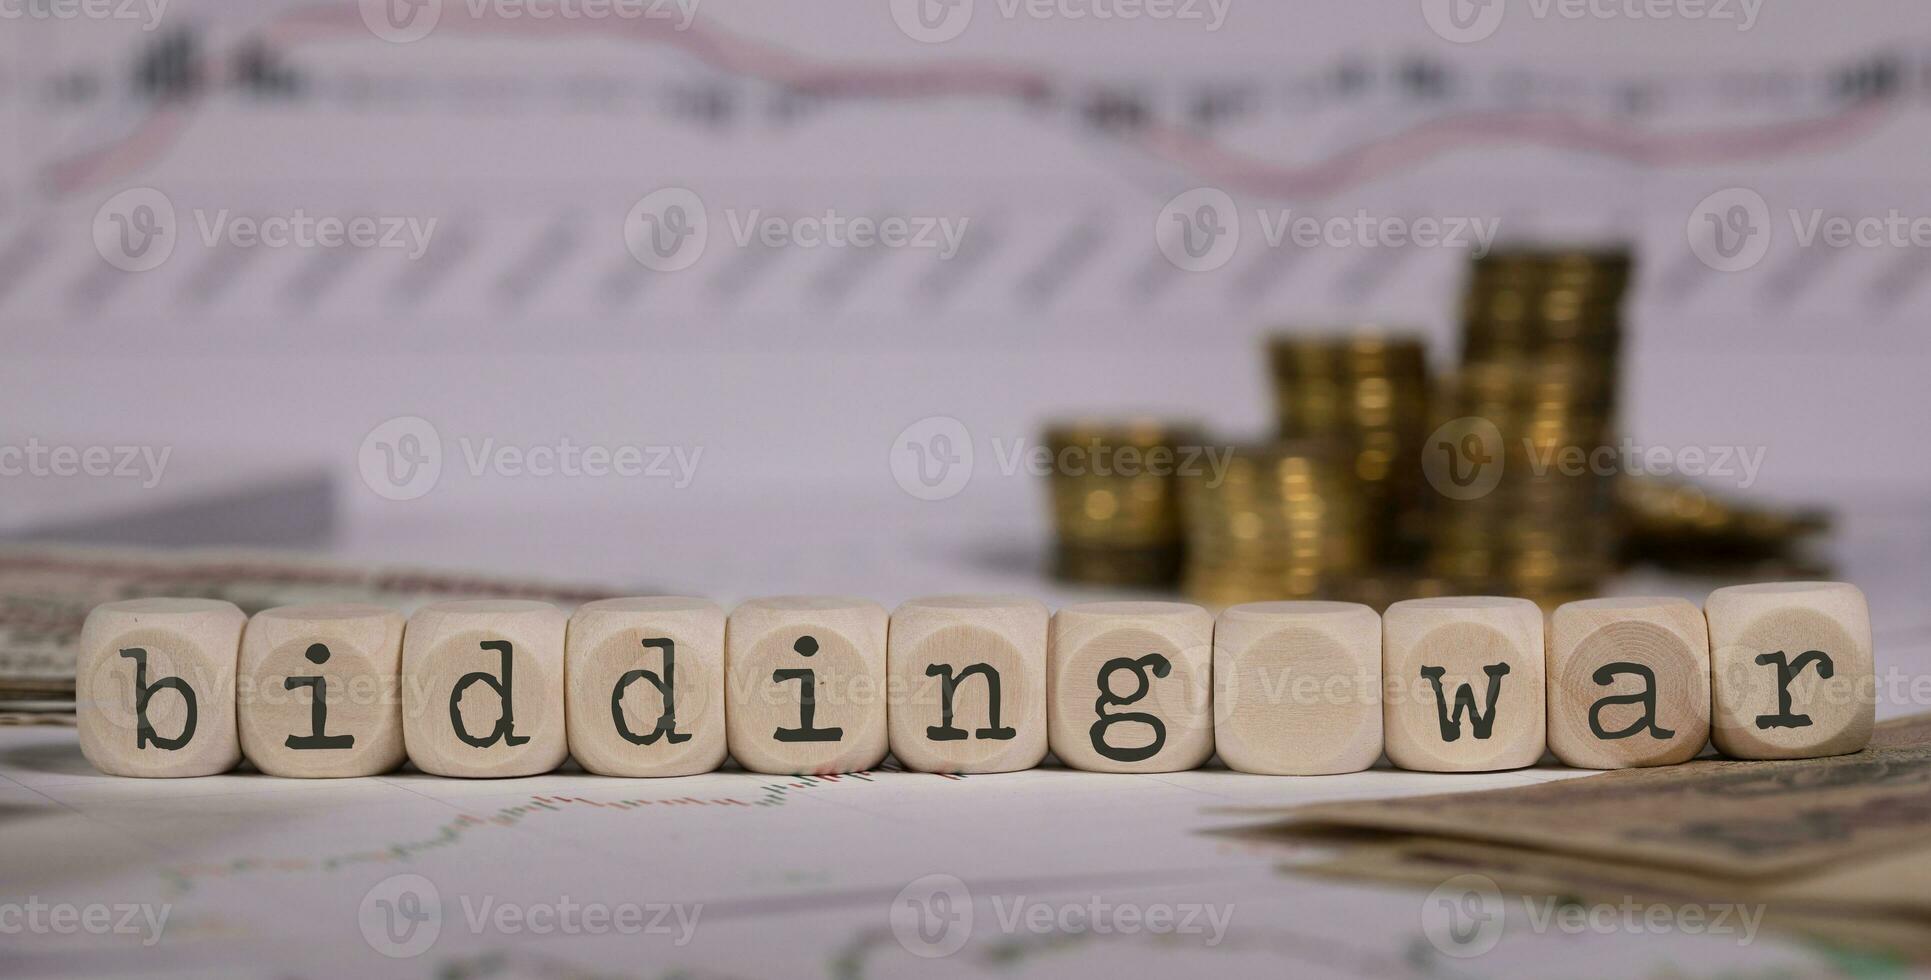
2,0,1928,612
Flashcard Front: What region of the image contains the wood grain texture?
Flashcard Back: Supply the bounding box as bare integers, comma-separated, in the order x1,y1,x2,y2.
565,597,726,777
78,598,245,777
1047,601,1214,773
1213,601,1382,775
401,600,568,778
1546,596,1710,769
887,595,1048,774
238,603,406,777
725,596,888,775
1707,581,1873,760
1383,596,1545,773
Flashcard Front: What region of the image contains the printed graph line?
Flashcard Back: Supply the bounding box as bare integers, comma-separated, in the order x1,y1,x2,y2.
42,4,1904,199
155,765,964,896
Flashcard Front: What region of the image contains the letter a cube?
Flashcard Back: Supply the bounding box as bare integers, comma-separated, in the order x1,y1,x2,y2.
1547,597,1710,769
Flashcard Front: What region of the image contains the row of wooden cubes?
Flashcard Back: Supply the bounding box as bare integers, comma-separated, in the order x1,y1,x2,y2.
77,583,1874,778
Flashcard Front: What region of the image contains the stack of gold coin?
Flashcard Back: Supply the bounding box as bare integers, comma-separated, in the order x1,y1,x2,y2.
1267,334,1433,566
1045,421,1203,587
1617,474,1833,576
1428,248,1633,603
1179,440,1369,606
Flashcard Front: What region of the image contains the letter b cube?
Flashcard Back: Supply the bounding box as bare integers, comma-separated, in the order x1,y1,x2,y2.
78,598,245,777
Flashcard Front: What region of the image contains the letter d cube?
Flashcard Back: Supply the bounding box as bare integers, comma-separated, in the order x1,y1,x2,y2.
402,600,567,777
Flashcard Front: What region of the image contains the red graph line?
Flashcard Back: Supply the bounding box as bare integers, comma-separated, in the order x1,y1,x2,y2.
45,3,1899,198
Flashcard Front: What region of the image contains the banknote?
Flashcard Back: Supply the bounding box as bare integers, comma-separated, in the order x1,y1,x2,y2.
1232,714,1931,960
0,544,627,698
1244,713,1931,879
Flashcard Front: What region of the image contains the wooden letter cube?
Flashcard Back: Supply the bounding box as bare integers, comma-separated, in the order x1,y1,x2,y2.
239,603,406,777
79,598,245,777
1707,582,1873,760
1048,601,1213,773
401,600,567,777
566,597,726,777
888,595,1048,774
1384,597,1544,772
1213,601,1382,775
1547,597,1710,769
726,596,887,775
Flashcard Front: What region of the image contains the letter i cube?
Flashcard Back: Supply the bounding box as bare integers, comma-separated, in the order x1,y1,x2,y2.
725,597,888,775
1707,582,1873,759
1048,601,1213,773
1383,597,1544,772
239,603,407,777
401,600,568,777
1547,597,1710,769
566,597,726,777
79,598,246,777
888,595,1048,774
